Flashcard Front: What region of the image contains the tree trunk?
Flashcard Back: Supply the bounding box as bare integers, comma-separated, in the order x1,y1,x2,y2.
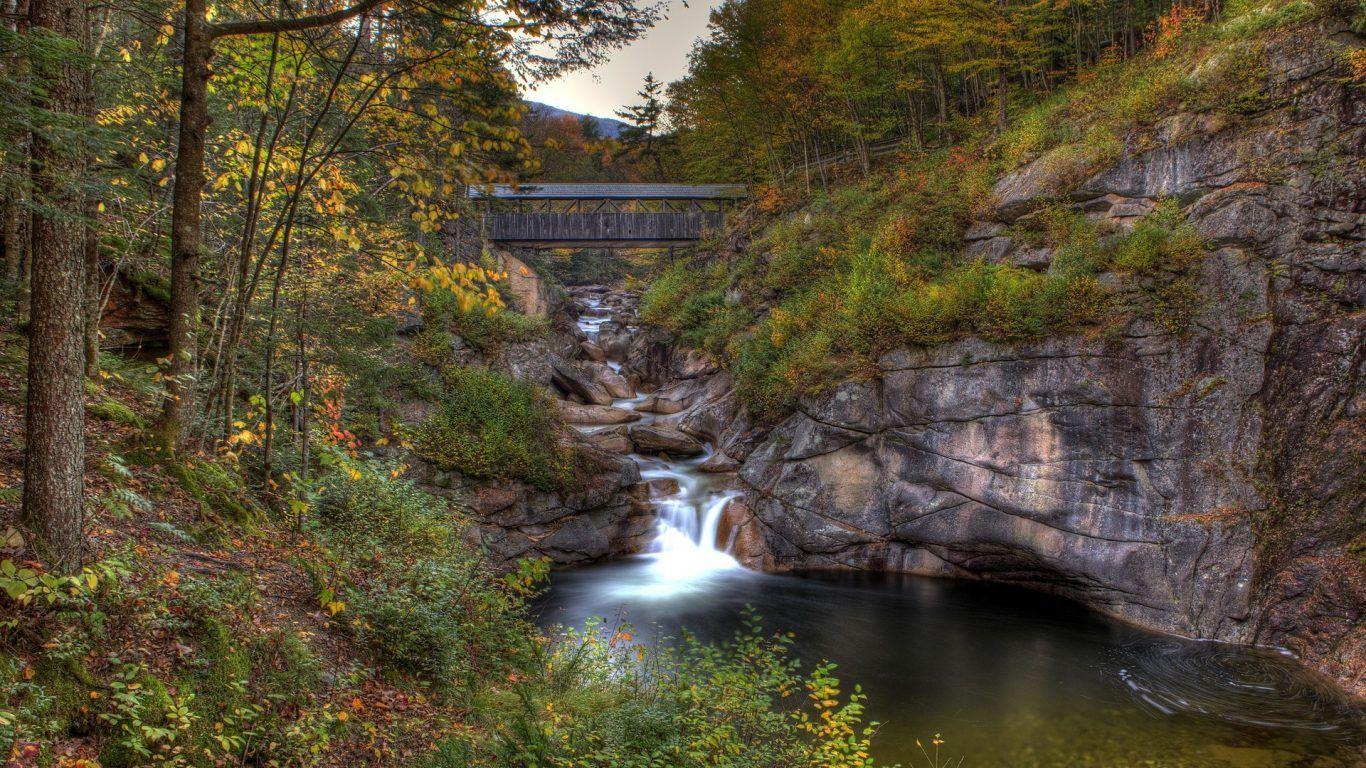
158,0,211,450
24,0,90,573
84,198,101,376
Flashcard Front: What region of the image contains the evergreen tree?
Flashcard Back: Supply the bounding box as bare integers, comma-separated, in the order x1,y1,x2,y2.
616,72,668,179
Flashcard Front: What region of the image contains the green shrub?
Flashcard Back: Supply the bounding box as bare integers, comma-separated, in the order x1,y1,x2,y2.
319,456,453,557
641,262,708,327
1113,201,1204,275
413,327,454,367
315,458,535,693
488,613,889,768
734,325,838,423
424,288,547,351
348,564,470,688
411,366,568,491
166,458,265,524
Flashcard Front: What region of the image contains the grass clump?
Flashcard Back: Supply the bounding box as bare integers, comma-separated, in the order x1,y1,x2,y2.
643,263,753,357
647,185,1203,422
1113,201,1205,275
410,366,568,490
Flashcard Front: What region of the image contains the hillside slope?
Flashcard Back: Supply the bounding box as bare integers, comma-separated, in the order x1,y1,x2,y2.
641,11,1365,693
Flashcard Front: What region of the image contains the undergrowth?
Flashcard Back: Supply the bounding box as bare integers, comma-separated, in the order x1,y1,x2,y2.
409,365,570,490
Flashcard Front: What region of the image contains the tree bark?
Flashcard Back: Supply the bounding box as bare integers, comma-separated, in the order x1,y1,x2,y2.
84,199,101,376
158,0,211,450
24,0,90,573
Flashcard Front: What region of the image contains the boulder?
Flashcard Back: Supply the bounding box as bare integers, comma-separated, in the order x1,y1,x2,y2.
990,144,1106,221
100,269,170,350
588,362,633,399
579,340,608,362
581,426,634,454
411,445,652,566
964,236,1012,262
699,451,740,473
628,424,706,457
553,400,641,425
551,361,613,405
492,249,557,317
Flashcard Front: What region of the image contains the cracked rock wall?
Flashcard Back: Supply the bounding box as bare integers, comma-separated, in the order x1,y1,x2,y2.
724,24,1363,690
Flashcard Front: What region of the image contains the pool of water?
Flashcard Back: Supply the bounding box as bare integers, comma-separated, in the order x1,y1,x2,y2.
535,561,1365,767
552,286,1364,767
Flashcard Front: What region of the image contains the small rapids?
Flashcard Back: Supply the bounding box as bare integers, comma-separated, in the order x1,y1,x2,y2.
573,291,744,598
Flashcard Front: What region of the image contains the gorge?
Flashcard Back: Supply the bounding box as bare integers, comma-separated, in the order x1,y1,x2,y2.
3,0,1363,763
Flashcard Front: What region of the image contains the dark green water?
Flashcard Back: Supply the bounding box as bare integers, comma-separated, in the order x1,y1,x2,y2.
536,561,1365,767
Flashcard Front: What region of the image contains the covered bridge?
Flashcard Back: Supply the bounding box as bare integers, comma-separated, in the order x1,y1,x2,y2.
470,183,746,248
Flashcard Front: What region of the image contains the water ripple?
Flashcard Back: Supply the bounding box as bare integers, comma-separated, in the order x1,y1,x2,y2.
1116,638,1366,738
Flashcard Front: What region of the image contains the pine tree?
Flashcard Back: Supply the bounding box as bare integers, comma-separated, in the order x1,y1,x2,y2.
615,73,667,179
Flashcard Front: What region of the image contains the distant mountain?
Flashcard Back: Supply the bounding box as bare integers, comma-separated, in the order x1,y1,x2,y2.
526,101,629,139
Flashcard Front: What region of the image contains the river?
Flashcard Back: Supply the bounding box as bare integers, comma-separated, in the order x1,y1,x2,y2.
537,287,1365,767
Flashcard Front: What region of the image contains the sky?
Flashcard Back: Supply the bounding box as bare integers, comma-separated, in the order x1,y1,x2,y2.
523,0,723,120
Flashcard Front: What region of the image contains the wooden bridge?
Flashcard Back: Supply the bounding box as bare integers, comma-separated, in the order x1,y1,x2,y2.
470,183,746,248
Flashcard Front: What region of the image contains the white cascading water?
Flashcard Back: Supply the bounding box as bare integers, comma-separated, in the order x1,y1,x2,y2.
573,291,741,596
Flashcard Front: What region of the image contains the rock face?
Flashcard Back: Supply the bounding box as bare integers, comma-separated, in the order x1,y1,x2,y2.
737,330,1263,640
729,27,1364,691
99,269,170,350
410,445,653,565
492,248,557,317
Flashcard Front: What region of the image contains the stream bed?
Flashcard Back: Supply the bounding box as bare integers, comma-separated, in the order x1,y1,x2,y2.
538,287,1365,767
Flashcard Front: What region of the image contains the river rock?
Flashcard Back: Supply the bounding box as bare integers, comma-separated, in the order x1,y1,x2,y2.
554,401,641,425
699,451,740,473
579,340,608,361
588,362,633,399
581,426,633,454
550,360,614,405
644,477,681,498
717,499,768,568
629,424,706,457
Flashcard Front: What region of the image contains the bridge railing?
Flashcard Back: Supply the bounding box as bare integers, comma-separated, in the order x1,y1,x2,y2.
487,211,726,244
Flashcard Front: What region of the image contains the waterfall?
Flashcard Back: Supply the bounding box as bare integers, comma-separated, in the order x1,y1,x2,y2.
639,456,741,584
573,289,741,597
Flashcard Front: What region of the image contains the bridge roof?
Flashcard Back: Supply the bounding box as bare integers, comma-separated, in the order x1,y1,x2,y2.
469,183,746,200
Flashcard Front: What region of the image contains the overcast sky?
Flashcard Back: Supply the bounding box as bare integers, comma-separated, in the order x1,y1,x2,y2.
523,0,723,120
